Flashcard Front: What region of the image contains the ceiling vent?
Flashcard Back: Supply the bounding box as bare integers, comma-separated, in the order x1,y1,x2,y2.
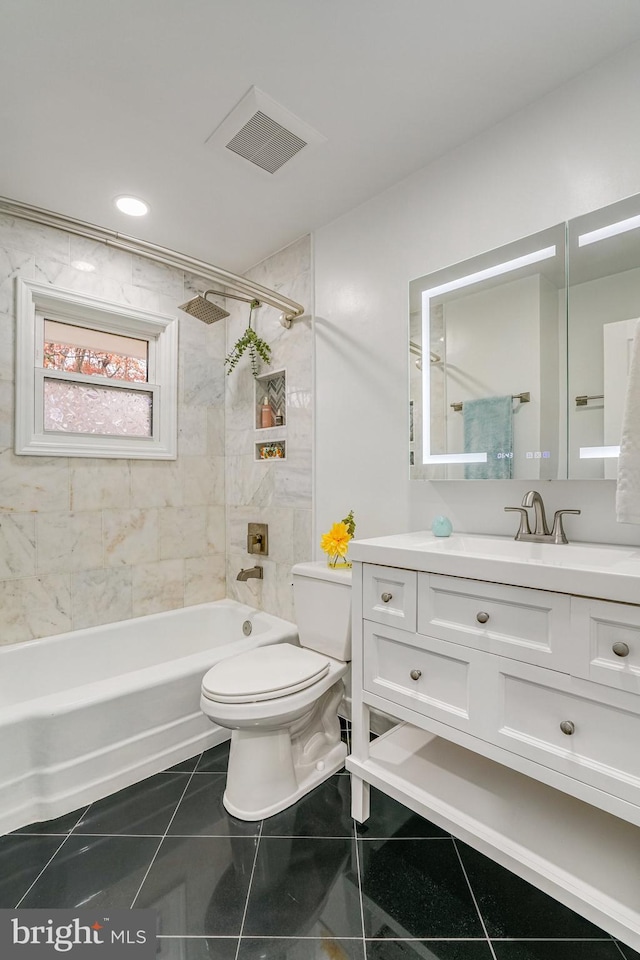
206,87,326,175
226,111,307,174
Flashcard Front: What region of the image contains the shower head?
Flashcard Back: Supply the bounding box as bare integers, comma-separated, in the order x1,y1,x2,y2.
178,289,261,325
178,291,230,324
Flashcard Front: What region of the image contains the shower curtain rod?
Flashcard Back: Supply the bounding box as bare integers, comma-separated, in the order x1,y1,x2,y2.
0,196,306,327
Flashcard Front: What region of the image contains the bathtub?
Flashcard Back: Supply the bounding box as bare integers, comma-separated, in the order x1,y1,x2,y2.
0,599,298,836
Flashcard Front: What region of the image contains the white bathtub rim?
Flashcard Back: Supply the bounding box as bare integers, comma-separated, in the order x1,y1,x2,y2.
0,598,298,712
0,597,290,655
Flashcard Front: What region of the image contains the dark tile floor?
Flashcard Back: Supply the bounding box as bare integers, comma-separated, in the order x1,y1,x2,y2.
2,725,638,960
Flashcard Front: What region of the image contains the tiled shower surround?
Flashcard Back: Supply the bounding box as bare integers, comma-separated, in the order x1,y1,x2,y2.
0,213,230,643
225,236,313,622
0,216,312,644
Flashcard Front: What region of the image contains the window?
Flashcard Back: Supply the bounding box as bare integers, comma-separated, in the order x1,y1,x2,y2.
15,278,178,458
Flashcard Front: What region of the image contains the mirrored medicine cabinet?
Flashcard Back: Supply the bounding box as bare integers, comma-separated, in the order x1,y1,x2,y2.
409,191,640,481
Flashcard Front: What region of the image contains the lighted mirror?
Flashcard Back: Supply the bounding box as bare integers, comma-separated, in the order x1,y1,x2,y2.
410,223,566,480
567,193,640,479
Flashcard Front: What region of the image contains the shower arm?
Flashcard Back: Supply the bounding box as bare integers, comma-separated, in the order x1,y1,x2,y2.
0,196,306,327
213,290,260,306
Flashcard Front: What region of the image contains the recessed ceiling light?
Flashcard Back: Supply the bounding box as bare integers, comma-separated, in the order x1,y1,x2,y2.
71,260,96,272
114,196,149,217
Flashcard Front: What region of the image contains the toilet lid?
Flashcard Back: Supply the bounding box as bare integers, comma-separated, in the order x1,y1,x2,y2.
201,644,330,703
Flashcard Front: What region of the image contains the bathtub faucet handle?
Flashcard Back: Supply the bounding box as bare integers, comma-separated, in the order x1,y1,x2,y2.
247,522,269,556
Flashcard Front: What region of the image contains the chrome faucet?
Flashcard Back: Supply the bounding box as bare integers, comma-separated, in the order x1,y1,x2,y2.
237,566,263,581
505,490,580,544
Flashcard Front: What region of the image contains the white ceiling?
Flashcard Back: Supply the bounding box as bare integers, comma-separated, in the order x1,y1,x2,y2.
3,0,640,274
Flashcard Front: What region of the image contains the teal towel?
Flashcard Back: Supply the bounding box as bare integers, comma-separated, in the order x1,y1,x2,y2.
463,396,513,479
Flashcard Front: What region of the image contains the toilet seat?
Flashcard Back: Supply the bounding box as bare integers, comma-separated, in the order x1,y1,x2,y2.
201,643,330,704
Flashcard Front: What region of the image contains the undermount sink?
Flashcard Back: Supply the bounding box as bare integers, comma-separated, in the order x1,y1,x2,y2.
349,530,640,604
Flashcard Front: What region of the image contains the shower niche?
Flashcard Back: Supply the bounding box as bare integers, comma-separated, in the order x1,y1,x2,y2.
255,369,286,461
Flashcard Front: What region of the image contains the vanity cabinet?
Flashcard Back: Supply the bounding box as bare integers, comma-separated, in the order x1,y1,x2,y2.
418,573,572,670
347,551,640,950
572,597,640,694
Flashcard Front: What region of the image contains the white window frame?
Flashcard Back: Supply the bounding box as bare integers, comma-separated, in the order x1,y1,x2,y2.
15,278,178,459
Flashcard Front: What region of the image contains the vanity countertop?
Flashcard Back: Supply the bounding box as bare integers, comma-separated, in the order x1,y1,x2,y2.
349,531,640,604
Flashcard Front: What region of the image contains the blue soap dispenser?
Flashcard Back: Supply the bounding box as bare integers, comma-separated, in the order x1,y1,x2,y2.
431,515,453,537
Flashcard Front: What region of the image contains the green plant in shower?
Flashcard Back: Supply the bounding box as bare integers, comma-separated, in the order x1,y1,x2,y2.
225,300,271,378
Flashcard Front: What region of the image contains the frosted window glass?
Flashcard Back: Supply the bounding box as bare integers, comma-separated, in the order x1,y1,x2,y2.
44,379,152,437
43,319,148,382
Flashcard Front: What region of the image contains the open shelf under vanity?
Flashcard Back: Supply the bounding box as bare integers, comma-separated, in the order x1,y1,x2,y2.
348,722,640,950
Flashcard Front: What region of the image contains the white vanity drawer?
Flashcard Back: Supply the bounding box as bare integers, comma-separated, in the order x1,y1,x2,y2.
491,658,640,807
417,573,571,671
572,598,640,695
363,564,417,632
363,620,487,734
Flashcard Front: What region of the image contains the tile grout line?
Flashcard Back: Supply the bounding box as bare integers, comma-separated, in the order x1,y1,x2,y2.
254,833,364,841
13,803,93,907
14,834,74,909
66,804,93,831
129,763,201,908
352,822,367,960
611,943,630,959
158,935,370,940
452,838,498,960
235,820,264,960
10,802,91,839
356,836,451,842
156,935,628,942
31,831,261,839
158,769,228,775
13,832,210,839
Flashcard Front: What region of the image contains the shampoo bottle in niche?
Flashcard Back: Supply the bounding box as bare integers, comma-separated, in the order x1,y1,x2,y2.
260,396,273,428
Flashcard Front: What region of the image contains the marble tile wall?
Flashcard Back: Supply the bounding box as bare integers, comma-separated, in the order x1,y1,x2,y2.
225,236,313,622
0,213,226,644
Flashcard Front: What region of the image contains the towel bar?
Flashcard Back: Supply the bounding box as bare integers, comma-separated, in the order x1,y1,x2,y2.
575,394,604,406
450,391,530,413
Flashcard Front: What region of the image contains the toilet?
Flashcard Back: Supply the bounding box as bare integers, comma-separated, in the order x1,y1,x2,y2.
200,561,352,820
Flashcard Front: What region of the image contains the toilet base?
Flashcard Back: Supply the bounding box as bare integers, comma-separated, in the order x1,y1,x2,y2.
223,738,347,820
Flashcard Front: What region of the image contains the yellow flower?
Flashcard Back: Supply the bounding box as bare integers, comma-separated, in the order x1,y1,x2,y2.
320,521,352,558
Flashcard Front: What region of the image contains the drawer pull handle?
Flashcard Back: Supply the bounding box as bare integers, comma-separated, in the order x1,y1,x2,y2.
381,592,393,603
560,720,575,736
476,611,490,624
612,642,630,658
410,669,422,681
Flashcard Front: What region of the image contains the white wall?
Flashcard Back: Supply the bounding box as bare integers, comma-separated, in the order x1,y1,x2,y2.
314,40,640,549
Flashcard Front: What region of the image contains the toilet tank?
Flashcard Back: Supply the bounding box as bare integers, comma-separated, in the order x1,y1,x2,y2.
291,561,352,661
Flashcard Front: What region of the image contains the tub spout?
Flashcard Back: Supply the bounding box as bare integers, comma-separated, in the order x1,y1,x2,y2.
237,566,263,581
